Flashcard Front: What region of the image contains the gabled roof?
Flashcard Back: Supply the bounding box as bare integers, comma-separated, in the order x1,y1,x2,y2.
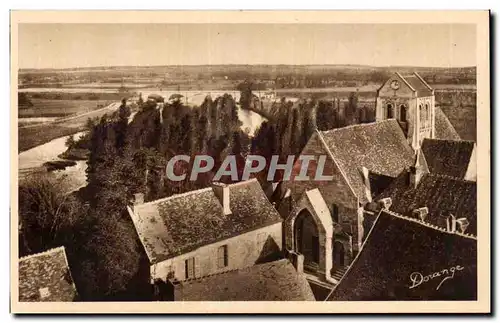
402,73,433,97
19,246,78,302
319,119,415,204
327,210,477,301
376,172,477,235
130,179,282,264
421,138,475,179
435,106,461,140
378,72,434,98
174,259,315,301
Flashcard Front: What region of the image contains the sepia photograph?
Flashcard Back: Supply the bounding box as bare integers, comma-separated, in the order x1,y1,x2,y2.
10,10,490,314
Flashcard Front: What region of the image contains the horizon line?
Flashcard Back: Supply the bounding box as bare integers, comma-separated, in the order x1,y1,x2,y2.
18,63,477,72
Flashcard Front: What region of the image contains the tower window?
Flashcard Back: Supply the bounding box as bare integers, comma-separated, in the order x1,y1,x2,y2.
386,103,393,119
400,105,407,122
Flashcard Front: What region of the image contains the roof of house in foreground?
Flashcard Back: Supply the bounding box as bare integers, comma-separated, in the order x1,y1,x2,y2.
376,171,477,235
421,138,475,179
130,179,282,264
327,210,477,301
319,119,415,204
19,246,78,302
175,259,315,301
435,106,462,141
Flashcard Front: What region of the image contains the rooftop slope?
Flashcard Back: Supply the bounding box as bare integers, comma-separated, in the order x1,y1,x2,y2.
176,259,315,301
421,138,475,179
327,210,477,301
320,119,415,204
376,172,477,235
19,246,78,302
435,106,461,140
131,179,282,263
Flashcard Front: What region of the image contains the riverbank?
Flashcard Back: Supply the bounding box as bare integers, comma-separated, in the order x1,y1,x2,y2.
18,101,121,152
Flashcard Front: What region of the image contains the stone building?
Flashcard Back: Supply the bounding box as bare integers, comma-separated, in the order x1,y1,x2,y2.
375,72,436,150
281,119,415,285
127,179,283,284
18,246,78,302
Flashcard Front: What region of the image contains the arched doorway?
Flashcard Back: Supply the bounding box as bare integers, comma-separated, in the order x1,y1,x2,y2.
333,241,345,268
294,209,320,272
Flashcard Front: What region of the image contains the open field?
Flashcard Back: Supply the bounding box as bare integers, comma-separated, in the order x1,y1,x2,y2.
19,99,111,118
18,102,121,152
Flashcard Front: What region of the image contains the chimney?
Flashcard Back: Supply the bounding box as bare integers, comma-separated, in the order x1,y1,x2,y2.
361,166,372,203
413,207,429,222
164,278,183,301
455,218,470,234
134,193,144,206
212,182,231,215
446,214,457,233
287,250,304,274
378,197,392,210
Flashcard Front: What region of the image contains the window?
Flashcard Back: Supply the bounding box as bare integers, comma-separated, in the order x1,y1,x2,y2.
185,257,195,279
386,103,393,118
332,204,340,223
400,105,407,122
425,104,430,127
217,245,228,268
419,104,424,124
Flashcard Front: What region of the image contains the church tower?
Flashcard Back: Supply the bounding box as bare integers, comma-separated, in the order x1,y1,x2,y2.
375,72,435,150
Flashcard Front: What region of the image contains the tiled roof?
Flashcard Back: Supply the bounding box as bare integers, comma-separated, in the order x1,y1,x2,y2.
19,246,78,302
130,179,282,264
376,172,477,235
435,106,461,140
402,74,433,97
421,138,475,179
319,119,415,204
368,171,396,199
175,259,315,301
327,210,477,301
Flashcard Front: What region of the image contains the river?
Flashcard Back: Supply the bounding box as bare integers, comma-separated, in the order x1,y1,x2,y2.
18,101,266,194
18,131,88,193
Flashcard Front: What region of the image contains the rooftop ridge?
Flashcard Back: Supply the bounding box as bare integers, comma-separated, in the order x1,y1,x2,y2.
226,178,258,188
180,268,242,284
19,246,66,261
424,172,477,184
413,72,434,91
136,187,214,208
320,119,396,135
381,209,477,240
423,137,476,144
315,129,357,197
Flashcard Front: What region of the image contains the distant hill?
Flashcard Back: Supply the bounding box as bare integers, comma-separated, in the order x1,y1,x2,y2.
19,64,476,75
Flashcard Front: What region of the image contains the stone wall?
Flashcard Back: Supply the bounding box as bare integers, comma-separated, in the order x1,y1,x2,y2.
150,222,282,283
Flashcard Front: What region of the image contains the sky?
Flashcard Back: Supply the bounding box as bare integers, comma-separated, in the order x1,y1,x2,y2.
18,23,476,69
